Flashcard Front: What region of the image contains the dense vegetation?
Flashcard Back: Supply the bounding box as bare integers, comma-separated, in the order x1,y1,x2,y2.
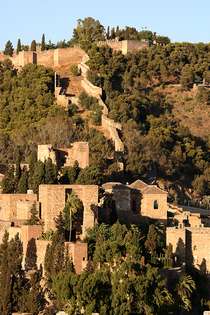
2,218,210,315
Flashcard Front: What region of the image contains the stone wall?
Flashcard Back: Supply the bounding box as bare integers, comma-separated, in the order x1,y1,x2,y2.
37,50,54,67
101,115,124,152
167,227,210,273
79,58,124,153
37,142,89,169
0,194,37,221
36,240,87,274
1,47,87,69
39,184,98,235
37,144,57,164
62,142,89,169
81,78,103,98
141,193,168,221
98,39,149,55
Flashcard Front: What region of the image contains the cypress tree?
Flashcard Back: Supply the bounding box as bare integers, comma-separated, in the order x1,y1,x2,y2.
31,40,37,51
26,204,40,225
15,146,22,187
44,158,57,184
31,161,45,193
17,167,28,193
2,166,15,193
110,27,116,39
106,26,110,39
28,149,37,190
4,40,14,56
25,238,37,271
16,38,22,54
41,34,46,51
0,232,25,315
26,269,45,314
0,232,12,315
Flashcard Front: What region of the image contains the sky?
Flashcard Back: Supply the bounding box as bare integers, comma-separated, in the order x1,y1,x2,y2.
0,0,209,49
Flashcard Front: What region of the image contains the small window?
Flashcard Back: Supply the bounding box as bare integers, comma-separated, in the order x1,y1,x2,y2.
153,200,158,209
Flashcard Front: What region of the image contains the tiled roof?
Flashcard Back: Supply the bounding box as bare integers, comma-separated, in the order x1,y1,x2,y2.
102,182,130,190
141,185,167,195
129,179,148,190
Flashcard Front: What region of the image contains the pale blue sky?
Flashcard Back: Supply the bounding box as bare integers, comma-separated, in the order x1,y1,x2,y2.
0,0,209,49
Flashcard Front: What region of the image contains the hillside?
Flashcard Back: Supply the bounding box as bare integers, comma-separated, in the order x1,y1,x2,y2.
155,85,210,140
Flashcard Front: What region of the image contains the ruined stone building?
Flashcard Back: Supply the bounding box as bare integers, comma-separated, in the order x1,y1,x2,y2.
167,204,210,273
37,142,89,169
102,179,168,223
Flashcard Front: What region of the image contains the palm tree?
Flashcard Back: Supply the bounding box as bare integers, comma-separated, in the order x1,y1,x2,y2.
176,275,196,311
64,192,83,241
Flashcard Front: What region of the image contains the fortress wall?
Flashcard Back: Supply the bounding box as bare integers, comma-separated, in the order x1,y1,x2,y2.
126,40,149,54
37,50,54,67
167,227,210,272
98,40,149,54
35,240,87,273
16,200,35,221
65,242,88,273
55,47,87,66
39,184,98,235
63,142,89,169
187,228,210,272
101,115,124,152
79,62,89,77
79,54,124,153
166,227,186,258
98,40,123,52
98,97,109,116
0,194,37,221
81,78,103,98
36,239,50,269
37,144,56,164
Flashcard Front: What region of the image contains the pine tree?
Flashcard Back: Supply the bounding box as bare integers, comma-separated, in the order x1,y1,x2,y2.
4,40,14,56
31,40,37,51
44,158,57,184
16,38,22,54
41,34,46,51
17,167,28,193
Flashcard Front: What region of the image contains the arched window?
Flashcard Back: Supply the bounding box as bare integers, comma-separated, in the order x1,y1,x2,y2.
153,200,158,209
